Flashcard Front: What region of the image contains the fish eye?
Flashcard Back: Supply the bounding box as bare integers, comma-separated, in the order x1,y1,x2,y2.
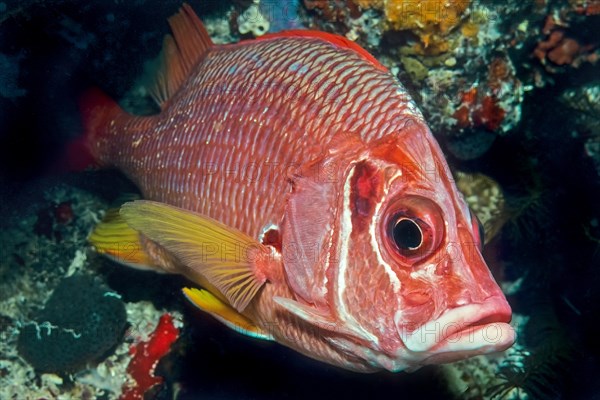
392,218,423,251
381,195,444,265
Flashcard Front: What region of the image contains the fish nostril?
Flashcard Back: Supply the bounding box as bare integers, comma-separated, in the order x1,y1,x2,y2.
403,290,431,306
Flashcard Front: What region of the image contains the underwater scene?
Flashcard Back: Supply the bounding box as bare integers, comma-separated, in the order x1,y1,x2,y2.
1,0,599,399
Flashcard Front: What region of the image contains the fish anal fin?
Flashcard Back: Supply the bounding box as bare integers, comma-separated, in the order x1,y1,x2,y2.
120,200,273,312
183,287,273,341
149,3,213,108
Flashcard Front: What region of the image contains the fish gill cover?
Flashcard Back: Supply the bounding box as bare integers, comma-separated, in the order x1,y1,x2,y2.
0,0,599,399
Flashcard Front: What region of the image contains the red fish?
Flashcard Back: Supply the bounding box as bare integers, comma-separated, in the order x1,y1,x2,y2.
86,4,514,372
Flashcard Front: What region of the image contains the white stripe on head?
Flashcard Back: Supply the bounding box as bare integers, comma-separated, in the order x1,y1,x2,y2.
334,163,378,344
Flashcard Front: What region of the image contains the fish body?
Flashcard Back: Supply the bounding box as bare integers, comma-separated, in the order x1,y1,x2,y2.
86,5,514,372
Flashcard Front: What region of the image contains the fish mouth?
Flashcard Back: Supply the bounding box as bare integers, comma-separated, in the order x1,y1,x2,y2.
398,296,515,362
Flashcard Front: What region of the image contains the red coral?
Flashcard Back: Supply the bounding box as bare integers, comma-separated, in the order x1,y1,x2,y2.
534,17,597,68
535,29,583,66
34,200,74,239
453,106,471,128
473,96,506,132
120,314,179,400
453,88,506,132
542,15,556,35
534,30,566,62
460,87,478,106
487,58,511,93
547,38,581,65
54,201,74,224
304,0,361,21
574,0,600,15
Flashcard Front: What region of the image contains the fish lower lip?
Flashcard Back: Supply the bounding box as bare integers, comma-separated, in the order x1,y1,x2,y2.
423,322,515,364
399,296,514,353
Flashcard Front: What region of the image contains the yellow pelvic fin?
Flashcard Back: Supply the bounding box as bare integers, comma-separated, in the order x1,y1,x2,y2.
89,208,153,268
120,200,271,312
183,287,273,341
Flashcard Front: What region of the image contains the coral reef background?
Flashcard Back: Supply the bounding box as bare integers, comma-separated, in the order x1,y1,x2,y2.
1,1,599,399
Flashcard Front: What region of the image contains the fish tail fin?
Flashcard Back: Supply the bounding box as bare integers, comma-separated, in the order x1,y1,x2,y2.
67,88,126,170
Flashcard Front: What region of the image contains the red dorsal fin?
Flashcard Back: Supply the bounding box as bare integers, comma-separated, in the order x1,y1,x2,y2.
149,3,213,108
257,30,387,72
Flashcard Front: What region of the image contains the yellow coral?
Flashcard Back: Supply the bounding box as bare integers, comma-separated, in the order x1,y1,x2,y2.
412,36,451,55
461,21,479,38
400,56,429,80
384,0,470,33
455,171,506,244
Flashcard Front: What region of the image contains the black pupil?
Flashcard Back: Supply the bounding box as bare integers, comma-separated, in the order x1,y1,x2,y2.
393,219,422,250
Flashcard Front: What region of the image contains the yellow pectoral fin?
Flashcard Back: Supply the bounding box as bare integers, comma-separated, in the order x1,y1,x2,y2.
183,287,273,341
120,200,273,312
89,208,154,268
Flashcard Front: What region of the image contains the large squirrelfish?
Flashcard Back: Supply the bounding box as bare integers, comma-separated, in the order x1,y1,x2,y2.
86,4,515,372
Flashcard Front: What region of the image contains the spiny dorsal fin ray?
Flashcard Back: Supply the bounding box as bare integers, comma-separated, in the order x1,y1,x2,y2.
120,200,269,312
149,3,213,108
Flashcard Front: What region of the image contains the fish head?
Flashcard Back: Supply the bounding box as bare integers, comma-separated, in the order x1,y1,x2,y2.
280,122,514,371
